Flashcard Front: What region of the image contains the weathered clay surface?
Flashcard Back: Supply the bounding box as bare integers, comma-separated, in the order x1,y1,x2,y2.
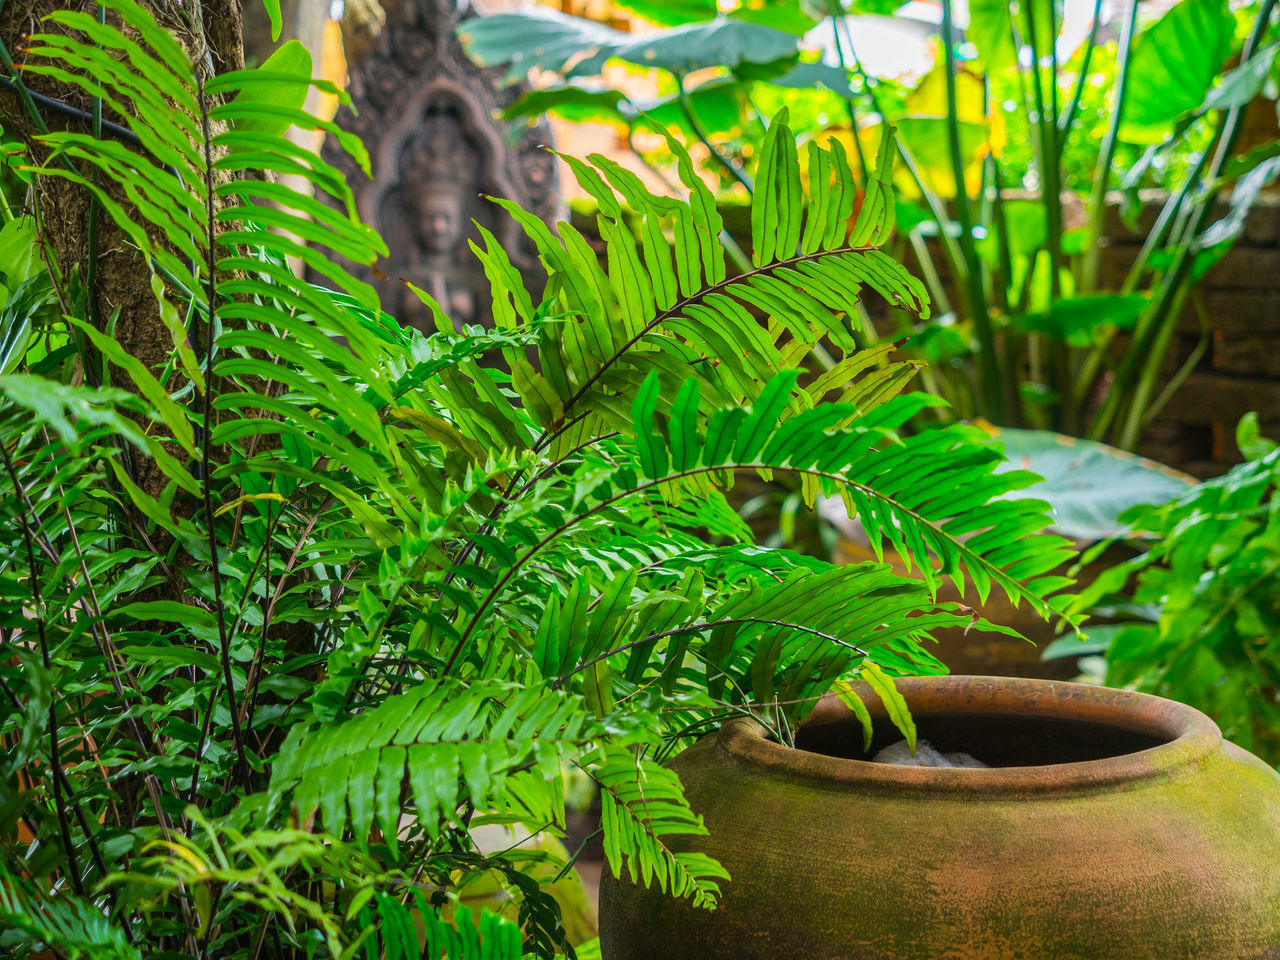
600,676,1280,959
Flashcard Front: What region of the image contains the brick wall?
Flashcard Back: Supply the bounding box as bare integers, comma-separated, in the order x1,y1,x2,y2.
1100,196,1280,478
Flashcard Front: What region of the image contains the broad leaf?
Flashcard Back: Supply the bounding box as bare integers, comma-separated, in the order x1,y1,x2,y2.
1121,0,1235,142
990,427,1194,541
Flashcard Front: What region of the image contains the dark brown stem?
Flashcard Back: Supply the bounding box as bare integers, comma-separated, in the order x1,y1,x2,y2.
197,79,248,786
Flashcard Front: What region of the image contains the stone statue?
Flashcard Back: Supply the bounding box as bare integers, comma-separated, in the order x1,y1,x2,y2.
323,0,561,332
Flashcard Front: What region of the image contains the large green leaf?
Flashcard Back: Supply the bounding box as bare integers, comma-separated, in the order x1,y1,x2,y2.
767,60,854,97
641,80,746,136
961,0,1064,70
894,116,989,197
458,10,801,80
457,10,622,81
503,86,629,126
729,0,823,36
1121,0,1235,143
1203,41,1280,111
572,17,804,76
610,0,718,26
1199,153,1280,248
966,0,1017,70
990,428,1194,541
1007,294,1150,347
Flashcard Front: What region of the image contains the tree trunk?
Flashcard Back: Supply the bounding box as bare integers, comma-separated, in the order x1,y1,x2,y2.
0,0,243,501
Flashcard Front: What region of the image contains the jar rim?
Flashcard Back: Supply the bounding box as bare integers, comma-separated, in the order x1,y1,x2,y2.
716,676,1222,795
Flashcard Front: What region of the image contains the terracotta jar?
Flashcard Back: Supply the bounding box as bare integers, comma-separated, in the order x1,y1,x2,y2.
599,676,1280,959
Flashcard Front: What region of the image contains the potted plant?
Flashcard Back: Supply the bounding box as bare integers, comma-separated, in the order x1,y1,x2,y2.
599,675,1280,959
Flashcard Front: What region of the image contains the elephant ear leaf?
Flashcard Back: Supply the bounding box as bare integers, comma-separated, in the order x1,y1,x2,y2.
1120,0,1235,142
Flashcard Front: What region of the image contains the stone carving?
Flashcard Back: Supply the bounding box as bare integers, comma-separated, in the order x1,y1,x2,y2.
324,0,561,331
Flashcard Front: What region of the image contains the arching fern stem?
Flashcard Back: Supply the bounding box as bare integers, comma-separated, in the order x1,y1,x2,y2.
442,241,885,586
553,619,871,688
441,461,1028,675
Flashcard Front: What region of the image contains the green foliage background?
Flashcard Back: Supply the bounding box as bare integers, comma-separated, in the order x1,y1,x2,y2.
0,2,1074,956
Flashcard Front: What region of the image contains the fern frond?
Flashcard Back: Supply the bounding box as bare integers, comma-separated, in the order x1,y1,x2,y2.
0,865,139,960
23,0,385,367
631,373,1077,618
370,894,523,960
461,374,1073,661
270,680,596,844
480,119,927,461
593,747,729,910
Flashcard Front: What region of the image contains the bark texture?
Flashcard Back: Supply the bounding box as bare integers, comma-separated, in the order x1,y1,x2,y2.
0,0,243,498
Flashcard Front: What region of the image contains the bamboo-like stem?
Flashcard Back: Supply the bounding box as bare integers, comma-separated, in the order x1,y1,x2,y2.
1074,146,1212,415
829,5,968,279
1111,0,1278,449
1080,0,1138,293
941,0,1001,421
827,9,869,188
1023,0,1071,432
1058,0,1103,152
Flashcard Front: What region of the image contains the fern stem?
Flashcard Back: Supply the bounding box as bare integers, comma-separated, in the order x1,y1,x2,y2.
555,618,870,685
444,459,1054,673
517,432,620,496
0,440,86,898
197,80,249,787
674,71,754,195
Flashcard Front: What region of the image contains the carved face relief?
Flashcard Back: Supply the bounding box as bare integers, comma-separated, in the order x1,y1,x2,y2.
412,191,464,256
399,113,472,259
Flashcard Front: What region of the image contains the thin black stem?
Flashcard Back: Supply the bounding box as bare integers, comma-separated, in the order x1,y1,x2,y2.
0,441,84,897
197,80,248,786
554,618,870,686
0,77,142,146
673,71,754,194
518,432,620,496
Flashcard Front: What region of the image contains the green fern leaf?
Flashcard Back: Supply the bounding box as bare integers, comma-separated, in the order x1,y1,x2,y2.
594,748,728,909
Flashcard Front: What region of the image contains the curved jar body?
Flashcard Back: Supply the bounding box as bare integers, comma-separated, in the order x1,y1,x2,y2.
599,676,1280,960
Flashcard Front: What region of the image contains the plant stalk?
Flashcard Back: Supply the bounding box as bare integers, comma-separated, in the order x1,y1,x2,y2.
1110,0,1278,449
1080,0,1138,293
941,0,1001,421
